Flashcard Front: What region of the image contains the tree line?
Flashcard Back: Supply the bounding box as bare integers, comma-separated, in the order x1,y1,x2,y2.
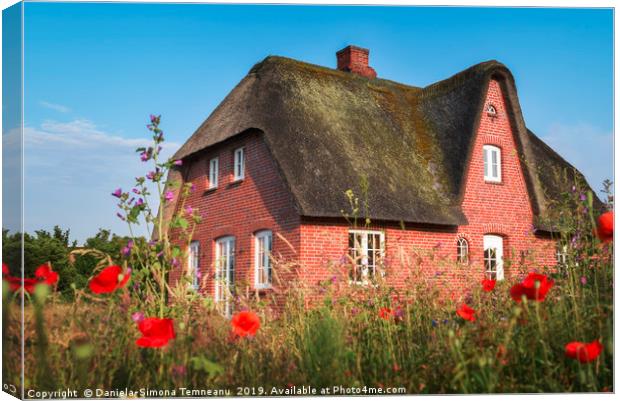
2,226,141,298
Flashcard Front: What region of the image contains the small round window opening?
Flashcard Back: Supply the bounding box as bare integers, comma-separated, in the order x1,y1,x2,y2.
486,104,498,117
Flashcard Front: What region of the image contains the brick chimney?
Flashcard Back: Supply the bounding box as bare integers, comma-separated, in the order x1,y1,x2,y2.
336,45,377,79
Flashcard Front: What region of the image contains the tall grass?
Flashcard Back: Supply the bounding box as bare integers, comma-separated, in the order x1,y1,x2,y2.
2,207,612,394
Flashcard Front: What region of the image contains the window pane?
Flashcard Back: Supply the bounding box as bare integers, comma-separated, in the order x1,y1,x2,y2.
483,148,488,177
348,231,383,282
210,158,218,187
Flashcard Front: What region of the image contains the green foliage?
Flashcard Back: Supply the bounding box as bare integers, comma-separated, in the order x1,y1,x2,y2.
2,227,137,298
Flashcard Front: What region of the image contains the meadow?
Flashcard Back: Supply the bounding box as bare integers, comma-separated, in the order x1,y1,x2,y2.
2,116,613,396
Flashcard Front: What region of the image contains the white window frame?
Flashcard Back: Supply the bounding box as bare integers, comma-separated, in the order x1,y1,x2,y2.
556,243,568,266
188,241,200,290
233,147,245,181
348,229,385,285
208,157,219,189
215,236,235,318
456,238,469,264
483,235,504,281
483,145,502,183
254,230,273,289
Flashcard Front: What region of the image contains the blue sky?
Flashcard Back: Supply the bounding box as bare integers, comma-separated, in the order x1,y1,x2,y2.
11,3,615,243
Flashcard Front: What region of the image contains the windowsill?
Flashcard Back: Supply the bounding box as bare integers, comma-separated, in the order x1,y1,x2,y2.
229,178,244,187
484,179,503,185
348,280,379,288
203,187,217,195
254,285,273,293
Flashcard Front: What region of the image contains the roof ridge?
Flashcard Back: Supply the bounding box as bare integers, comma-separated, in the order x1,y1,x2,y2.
249,55,422,92
420,60,508,98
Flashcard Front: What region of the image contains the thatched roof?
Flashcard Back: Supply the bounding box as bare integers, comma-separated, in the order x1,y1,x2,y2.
173,56,597,227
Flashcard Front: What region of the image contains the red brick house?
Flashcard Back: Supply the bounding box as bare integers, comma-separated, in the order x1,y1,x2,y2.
165,45,595,315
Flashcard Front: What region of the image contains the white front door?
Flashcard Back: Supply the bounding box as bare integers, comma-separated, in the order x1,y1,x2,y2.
215,236,235,317
483,235,504,280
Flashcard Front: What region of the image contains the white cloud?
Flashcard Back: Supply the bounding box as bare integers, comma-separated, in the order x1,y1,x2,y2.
39,101,71,113
539,122,613,192
25,119,156,148
21,119,181,242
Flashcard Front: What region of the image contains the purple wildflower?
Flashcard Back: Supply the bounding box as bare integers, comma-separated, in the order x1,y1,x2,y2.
580,193,587,202
146,171,156,180
350,307,359,316
330,275,338,284
149,114,158,124
580,276,587,285
171,258,180,268
132,188,140,194
174,159,183,166
131,312,145,323
136,198,144,206
112,188,123,198
394,307,405,319
116,212,126,221
140,152,149,162
121,240,134,257
165,191,174,202
171,365,186,378
186,206,193,215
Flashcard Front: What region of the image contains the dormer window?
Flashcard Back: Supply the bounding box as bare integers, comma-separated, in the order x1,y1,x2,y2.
233,147,245,181
486,104,497,117
483,145,502,183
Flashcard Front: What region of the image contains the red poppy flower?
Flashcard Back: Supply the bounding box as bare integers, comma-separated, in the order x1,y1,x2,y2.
510,272,554,302
35,264,58,286
2,263,8,276
565,339,603,363
481,279,496,292
136,317,176,348
89,265,130,294
596,211,613,242
231,311,261,337
378,307,393,320
456,304,476,322
6,276,38,293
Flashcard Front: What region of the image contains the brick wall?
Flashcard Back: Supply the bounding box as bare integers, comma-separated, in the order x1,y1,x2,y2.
168,131,301,307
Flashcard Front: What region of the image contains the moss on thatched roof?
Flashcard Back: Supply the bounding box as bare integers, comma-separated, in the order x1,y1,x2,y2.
173,56,597,227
